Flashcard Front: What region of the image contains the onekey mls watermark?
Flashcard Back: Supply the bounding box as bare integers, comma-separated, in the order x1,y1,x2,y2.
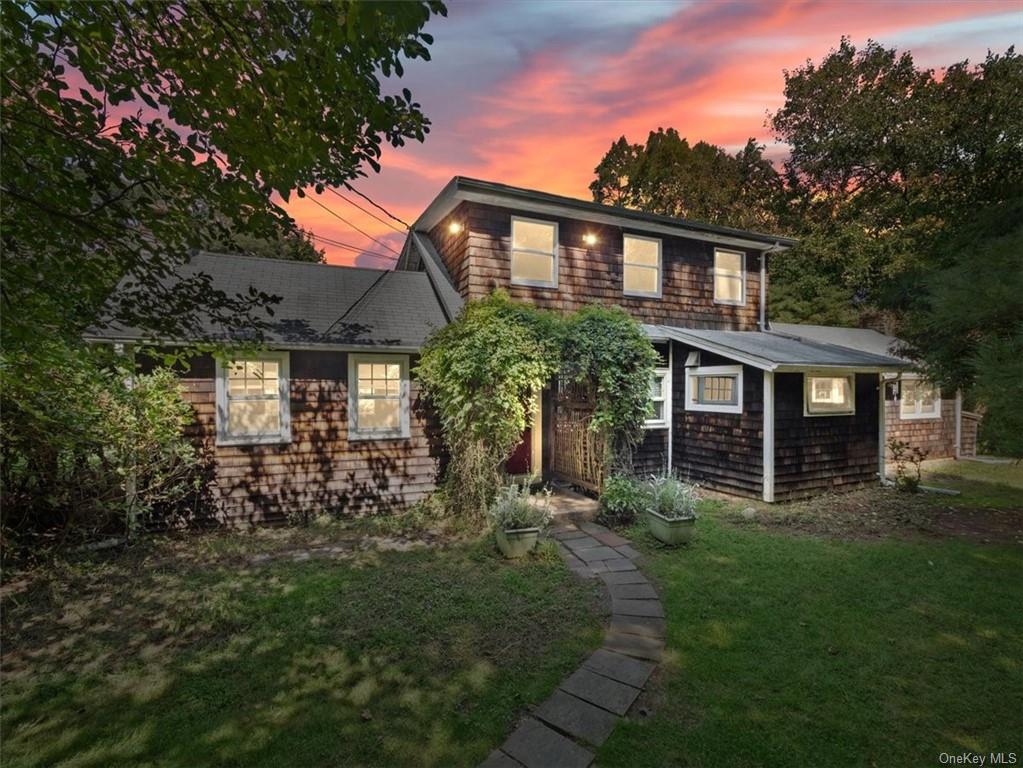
938,753,1017,766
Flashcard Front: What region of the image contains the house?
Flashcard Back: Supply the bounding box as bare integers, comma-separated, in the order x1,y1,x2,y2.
88,177,917,523
772,323,980,462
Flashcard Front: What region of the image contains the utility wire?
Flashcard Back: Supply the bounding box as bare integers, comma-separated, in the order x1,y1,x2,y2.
307,196,401,255
343,183,412,229
310,232,397,261
327,187,406,234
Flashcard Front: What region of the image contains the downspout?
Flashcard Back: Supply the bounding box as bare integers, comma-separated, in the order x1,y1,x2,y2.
759,242,782,331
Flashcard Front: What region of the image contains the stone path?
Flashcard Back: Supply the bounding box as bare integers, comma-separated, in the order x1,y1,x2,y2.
480,518,664,768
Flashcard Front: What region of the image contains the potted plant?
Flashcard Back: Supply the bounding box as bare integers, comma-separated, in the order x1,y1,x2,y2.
488,477,552,558
645,474,700,545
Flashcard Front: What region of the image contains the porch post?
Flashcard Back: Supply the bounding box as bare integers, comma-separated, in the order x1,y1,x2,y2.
954,390,962,459
762,370,775,503
878,374,887,484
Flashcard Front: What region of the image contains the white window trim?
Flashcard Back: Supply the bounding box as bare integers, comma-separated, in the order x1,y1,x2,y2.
623,233,662,299
713,247,746,306
899,374,942,420
685,364,743,415
348,353,411,441
804,372,856,417
510,215,559,289
644,366,671,428
215,351,292,446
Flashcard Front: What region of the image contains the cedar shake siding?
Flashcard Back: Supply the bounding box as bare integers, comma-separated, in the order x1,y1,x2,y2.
634,430,669,476
176,352,443,525
884,396,957,460
773,373,880,499
427,201,765,330
671,345,764,497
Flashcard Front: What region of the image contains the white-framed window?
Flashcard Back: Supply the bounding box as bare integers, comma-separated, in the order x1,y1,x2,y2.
804,373,856,416
900,376,941,420
685,364,743,414
348,354,410,440
511,216,558,288
215,352,291,446
623,234,662,298
713,248,746,305
645,367,671,428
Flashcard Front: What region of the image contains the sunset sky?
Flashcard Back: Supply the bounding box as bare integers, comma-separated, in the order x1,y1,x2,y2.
283,0,1022,269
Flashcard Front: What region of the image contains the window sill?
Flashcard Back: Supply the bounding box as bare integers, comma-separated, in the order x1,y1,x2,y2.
900,413,942,421
216,434,292,447
713,299,746,307
803,410,856,418
642,422,668,430
511,279,558,289
348,432,411,442
685,403,742,415
625,291,662,300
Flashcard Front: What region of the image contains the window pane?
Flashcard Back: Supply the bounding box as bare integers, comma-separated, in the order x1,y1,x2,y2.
228,362,245,379
624,236,659,266
512,250,554,283
386,364,400,380
651,401,664,421
229,399,280,435
808,376,852,412
358,398,400,430
715,274,743,302
387,379,400,397
700,376,736,404
371,364,386,379
649,374,664,400
715,251,743,275
358,364,372,381
512,219,555,252
624,264,659,295
263,361,278,380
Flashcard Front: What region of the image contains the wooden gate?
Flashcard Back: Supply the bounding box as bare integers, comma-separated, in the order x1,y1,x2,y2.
550,377,607,493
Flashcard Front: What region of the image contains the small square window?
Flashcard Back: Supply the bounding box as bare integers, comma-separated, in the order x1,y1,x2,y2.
349,354,410,440
900,377,941,420
216,353,291,446
685,365,743,414
644,367,671,428
804,374,856,416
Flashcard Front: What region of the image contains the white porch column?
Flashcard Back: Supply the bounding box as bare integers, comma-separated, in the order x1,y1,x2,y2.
878,374,887,483
763,371,775,503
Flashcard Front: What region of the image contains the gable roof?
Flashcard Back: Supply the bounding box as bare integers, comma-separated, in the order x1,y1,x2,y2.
87,252,448,350
771,323,909,362
644,324,909,371
414,176,797,252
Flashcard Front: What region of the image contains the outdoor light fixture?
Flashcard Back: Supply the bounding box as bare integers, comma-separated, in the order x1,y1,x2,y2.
583,232,598,246
448,221,463,234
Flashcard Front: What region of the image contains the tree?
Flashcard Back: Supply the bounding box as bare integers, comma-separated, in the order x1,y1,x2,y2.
211,221,325,263
590,129,784,231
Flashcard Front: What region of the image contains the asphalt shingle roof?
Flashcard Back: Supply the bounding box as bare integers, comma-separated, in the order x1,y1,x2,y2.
771,323,909,361
89,252,448,349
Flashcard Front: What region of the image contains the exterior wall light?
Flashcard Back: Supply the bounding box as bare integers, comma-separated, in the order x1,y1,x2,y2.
583,233,598,246
448,221,463,235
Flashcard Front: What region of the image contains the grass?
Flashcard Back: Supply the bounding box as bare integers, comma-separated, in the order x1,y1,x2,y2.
598,486,1022,767
1,535,603,768
920,458,1023,508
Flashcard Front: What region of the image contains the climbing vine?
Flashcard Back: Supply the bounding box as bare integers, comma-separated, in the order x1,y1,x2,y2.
417,292,658,524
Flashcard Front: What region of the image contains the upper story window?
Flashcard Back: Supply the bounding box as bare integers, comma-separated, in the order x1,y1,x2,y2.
623,234,662,298
685,364,743,415
215,352,291,446
645,367,671,428
511,216,558,288
713,248,746,305
348,354,410,440
804,374,855,416
900,376,941,420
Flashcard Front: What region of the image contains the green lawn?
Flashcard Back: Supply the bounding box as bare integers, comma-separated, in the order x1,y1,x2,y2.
921,458,1023,508
599,500,1023,767
1,536,602,768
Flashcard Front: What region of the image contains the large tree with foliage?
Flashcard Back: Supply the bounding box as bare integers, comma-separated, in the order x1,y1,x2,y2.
590,129,784,232
0,1,444,540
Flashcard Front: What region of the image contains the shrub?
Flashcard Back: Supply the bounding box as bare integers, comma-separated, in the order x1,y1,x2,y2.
598,475,646,527
487,477,552,531
888,438,928,492
645,474,700,520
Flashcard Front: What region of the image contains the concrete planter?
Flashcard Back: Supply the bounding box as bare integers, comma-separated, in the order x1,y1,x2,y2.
496,527,540,559
647,509,696,546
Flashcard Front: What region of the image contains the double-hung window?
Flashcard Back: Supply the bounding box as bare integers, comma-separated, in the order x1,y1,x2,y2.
511,216,558,288
713,248,746,305
685,365,743,414
623,234,662,298
348,354,410,440
900,376,941,420
645,367,671,428
804,374,856,416
215,352,291,445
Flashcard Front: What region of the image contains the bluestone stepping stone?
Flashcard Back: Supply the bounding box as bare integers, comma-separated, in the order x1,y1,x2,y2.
574,545,620,563
609,582,658,600
599,570,649,586
502,718,593,768
555,530,593,543
586,560,610,573
560,668,641,716
604,557,638,572
591,529,630,547
610,615,666,638
535,689,619,746
584,648,655,688
479,749,523,768
563,535,602,552
614,544,642,560
612,598,665,618
604,630,665,661
578,522,612,535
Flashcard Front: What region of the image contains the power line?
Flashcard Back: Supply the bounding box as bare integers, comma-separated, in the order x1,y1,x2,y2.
327,187,406,235
307,196,401,256
343,183,412,229
310,233,398,261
